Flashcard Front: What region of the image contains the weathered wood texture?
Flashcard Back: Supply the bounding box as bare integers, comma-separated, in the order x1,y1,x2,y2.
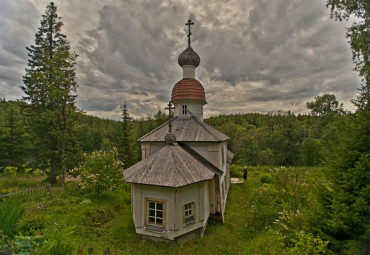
227,150,235,163
138,116,229,142
208,144,219,168
141,143,150,159
124,143,222,187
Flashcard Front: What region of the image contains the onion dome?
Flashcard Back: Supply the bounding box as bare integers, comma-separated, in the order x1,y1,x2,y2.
171,78,206,102
178,46,200,68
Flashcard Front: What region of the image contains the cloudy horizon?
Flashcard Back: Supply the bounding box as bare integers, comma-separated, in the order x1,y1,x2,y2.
0,0,361,120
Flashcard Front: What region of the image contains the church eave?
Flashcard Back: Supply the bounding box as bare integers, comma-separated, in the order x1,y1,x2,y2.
123,143,220,187
137,116,229,143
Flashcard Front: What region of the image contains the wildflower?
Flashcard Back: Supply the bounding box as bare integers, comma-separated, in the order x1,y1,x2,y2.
40,232,44,235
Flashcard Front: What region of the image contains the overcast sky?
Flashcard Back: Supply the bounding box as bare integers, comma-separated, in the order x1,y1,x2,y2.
0,0,361,120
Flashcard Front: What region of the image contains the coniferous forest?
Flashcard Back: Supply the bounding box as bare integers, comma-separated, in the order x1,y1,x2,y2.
0,97,350,170
0,1,369,254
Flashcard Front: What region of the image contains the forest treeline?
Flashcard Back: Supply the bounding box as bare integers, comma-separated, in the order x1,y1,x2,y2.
206,109,343,166
0,99,168,171
0,96,345,171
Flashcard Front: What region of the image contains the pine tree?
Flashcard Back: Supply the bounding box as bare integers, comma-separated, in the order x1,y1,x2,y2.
118,103,137,168
20,2,79,185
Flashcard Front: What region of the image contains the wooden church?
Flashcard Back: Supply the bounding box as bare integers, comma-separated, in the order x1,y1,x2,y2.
123,20,234,241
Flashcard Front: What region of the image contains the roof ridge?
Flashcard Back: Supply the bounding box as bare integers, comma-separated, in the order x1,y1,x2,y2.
193,116,230,141
123,142,218,187
179,142,223,175
137,116,178,142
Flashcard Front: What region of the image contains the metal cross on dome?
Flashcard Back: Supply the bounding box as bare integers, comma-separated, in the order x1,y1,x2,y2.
185,19,194,47
165,101,175,132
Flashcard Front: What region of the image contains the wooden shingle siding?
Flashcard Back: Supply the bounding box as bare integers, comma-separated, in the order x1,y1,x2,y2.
208,144,219,168
141,143,150,159
137,116,229,143
172,78,206,101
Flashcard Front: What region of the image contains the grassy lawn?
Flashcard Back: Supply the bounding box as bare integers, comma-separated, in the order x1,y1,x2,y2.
0,173,48,195
1,166,327,254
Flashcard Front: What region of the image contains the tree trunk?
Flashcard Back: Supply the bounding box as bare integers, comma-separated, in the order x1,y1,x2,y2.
60,105,67,188
50,157,57,184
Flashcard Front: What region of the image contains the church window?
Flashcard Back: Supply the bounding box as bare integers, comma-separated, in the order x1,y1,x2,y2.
146,199,165,231
184,202,195,224
182,105,187,114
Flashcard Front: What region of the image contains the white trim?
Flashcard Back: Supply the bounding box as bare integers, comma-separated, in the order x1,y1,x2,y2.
184,202,195,224
146,199,165,230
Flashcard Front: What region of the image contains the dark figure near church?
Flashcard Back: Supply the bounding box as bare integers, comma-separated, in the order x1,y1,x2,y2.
243,167,248,181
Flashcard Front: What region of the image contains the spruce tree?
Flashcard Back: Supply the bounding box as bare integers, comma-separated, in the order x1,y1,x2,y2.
118,103,136,168
2,108,26,168
313,2,370,253
20,2,79,185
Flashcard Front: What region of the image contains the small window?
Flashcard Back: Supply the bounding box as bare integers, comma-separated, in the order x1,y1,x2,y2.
182,105,187,114
222,146,225,168
147,200,164,230
184,202,195,224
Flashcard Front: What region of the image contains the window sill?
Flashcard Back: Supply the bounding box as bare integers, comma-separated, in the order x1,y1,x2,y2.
185,219,195,225
145,225,164,232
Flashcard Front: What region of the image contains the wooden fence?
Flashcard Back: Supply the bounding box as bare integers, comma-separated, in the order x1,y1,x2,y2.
0,183,79,199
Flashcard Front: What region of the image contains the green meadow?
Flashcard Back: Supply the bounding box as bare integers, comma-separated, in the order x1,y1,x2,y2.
0,165,329,254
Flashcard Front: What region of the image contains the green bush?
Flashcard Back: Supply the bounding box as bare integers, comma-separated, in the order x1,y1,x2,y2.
77,148,123,196
250,184,281,228
285,231,328,255
4,166,17,177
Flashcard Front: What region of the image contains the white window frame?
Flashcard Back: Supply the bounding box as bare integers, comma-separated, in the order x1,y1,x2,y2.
146,199,165,231
183,202,195,224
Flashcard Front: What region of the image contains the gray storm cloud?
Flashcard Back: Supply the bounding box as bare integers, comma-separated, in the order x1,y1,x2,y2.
0,0,361,119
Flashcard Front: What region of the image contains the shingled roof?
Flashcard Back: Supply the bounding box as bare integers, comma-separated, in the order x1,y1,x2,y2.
123,143,222,187
171,78,206,102
138,116,229,142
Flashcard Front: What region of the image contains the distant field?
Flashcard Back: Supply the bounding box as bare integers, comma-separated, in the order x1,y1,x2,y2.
0,166,327,254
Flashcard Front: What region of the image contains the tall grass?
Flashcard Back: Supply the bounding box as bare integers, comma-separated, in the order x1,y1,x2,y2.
0,176,46,189
0,201,25,236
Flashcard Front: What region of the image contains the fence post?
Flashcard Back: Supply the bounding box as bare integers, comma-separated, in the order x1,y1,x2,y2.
47,184,51,194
